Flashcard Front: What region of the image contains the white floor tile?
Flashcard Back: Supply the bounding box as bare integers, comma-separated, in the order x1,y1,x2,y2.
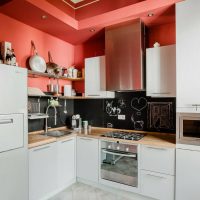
49,183,132,200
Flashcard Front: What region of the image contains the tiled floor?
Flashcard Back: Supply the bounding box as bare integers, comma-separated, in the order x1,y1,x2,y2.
49,182,134,200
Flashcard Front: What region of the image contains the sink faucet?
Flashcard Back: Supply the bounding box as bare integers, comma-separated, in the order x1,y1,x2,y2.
45,104,57,133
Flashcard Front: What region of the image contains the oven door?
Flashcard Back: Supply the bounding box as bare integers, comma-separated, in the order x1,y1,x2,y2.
101,148,138,187
179,115,200,145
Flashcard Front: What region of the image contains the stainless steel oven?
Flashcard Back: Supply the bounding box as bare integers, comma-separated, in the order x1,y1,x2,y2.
177,112,200,145
100,140,138,187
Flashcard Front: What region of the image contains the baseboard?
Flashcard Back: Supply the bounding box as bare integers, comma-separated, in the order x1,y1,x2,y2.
77,178,153,200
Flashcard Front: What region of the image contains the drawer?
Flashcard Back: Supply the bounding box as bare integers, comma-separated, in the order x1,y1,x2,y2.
141,170,174,200
140,145,175,175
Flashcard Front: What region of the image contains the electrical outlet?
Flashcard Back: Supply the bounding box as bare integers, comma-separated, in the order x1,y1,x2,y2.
118,115,126,120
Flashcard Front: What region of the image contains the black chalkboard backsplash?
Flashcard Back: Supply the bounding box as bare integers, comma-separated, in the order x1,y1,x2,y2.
28,91,176,133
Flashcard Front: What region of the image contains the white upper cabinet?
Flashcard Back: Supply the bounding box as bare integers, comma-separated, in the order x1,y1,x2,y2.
176,0,200,112
146,45,176,97
85,56,114,98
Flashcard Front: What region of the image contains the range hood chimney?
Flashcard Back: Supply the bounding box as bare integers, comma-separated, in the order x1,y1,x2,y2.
105,19,145,91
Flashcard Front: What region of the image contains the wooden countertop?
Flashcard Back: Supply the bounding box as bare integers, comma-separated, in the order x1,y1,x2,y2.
28,127,176,149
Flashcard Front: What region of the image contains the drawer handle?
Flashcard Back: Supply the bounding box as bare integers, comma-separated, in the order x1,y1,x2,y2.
0,119,13,125
146,173,165,179
146,146,167,151
33,146,50,152
192,104,200,107
61,139,73,143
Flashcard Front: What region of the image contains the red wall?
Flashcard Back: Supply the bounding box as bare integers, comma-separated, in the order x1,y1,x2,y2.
0,12,175,94
147,23,175,48
73,36,105,93
0,13,75,92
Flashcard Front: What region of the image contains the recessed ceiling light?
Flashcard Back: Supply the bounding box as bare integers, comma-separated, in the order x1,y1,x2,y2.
89,29,96,32
147,13,154,17
41,15,48,19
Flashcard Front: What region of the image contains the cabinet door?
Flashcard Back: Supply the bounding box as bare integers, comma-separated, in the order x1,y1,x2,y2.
77,137,99,182
85,56,114,98
176,0,200,111
29,143,57,200
85,56,106,97
141,145,175,175
176,148,200,200
141,170,174,200
57,137,76,189
146,45,176,97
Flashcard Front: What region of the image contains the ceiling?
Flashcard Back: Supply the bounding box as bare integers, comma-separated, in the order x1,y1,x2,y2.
0,0,182,45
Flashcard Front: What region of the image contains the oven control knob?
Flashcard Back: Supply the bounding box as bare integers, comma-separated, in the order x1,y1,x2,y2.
116,146,120,150
108,145,111,149
126,147,129,152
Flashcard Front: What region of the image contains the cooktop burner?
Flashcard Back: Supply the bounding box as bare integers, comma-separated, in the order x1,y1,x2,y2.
101,131,145,141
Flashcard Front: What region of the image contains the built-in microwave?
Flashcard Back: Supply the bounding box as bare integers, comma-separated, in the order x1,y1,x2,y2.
177,112,200,145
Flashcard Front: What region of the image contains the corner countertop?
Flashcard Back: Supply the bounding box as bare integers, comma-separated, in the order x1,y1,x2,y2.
28,127,176,149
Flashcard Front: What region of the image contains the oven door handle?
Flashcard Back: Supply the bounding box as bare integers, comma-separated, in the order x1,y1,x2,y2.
101,149,136,158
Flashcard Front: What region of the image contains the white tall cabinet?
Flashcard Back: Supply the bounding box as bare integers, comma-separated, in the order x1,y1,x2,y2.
176,145,200,200
146,45,176,97
176,0,200,112
85,56,114,98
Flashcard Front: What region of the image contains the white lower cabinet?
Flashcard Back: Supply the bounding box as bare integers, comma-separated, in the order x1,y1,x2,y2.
141,170,174,200
140,145,175,175
140,145,175,200
77,137,99,182
29,142,57,200
57,137,76,190
29,137,76,200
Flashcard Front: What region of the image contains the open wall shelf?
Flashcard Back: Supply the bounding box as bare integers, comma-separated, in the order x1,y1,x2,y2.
28,70,84,81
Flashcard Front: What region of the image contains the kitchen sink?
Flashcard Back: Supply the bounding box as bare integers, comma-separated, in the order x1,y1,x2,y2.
44,130,72,137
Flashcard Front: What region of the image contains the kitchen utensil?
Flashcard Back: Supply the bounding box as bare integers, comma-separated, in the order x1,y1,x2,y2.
82,120,88,129
53,79,60,94
29,41,46,73
46,51,61,76
63,99,67,114
47,78,54,93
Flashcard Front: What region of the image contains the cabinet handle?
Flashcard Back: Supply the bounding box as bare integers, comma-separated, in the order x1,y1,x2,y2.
192,104,200,106
87,94,100,96
0,119,13,125
151,92,170,95
33,146,51,152
146,146,167,151
79,137,93,141
145,173,165,179
61,138,73,143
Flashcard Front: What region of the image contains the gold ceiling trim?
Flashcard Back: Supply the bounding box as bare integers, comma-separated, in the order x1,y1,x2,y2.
62,0,100,10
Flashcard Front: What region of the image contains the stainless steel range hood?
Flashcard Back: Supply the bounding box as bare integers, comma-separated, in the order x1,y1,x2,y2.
105,19,145,91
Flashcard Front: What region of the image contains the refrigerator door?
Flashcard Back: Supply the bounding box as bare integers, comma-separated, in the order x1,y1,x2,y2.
0,64,27,114
0,114,24,152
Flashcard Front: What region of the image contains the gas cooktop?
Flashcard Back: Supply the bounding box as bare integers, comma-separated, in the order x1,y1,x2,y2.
101,131,145,141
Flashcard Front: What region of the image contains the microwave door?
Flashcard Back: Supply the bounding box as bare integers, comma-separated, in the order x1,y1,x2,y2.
180,116,200,142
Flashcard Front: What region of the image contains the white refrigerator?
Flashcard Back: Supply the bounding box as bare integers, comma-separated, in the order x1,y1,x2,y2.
0,64,28,200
